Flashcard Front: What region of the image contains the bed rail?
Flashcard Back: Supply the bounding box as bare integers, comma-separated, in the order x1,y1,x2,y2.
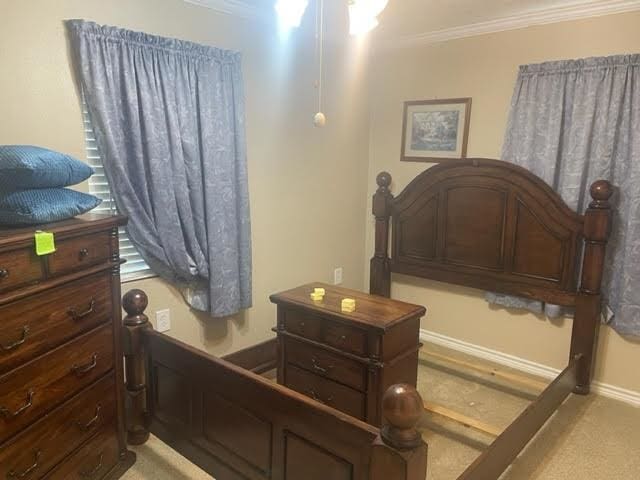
121,289,427,480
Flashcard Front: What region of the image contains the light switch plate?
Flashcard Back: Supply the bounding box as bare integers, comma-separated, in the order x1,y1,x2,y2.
333,267,343,285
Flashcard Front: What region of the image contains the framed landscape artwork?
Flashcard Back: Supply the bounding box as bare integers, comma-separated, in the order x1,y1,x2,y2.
401,98,472,162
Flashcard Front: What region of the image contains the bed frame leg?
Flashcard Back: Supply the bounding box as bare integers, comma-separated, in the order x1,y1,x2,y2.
570,180,613,395
370,384,427,480
122,289,153,445
370,172,393,297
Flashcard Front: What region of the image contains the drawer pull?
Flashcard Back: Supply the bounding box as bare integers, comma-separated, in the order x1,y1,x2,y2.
0,269,8,280
79,454,103,478
308,390,333,405
311,357,334,375
79,248,89,259
75,404,101,431
7,450,41,479
68,299,96,321
71,354,98,376
0,390,35,419
1,326,29,351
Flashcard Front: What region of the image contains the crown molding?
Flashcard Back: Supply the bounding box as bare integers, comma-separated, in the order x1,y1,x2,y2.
182,0,265,19
389,0,640,49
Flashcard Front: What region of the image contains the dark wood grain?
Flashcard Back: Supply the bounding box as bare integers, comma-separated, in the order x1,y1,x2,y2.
0,323,114,443
370,159,585,302
457,358,578,480
222,338,278,374
0,273,112,375
138,327,427,480
48,230,113,276
0,373,117,480
273,284,424,426
0,246,43,293
369,161,614,479
0,214,133,479
43,425,120,480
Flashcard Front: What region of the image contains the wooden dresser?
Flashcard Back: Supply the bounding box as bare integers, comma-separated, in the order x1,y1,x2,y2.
271,283,425,426
0,215,134,479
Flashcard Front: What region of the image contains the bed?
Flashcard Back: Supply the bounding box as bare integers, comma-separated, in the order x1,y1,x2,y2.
122,158,613,480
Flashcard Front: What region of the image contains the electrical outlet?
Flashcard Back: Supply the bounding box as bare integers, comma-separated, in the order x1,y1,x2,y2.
156,309,171,332
333,267,343,285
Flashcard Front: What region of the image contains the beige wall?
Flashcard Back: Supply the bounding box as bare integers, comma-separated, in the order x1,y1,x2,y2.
0,0,371,355
365,12,640,393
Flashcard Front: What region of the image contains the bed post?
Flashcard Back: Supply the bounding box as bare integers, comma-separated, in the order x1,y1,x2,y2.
122,289,153,444
370,384,427,480
371,172,393,297
571,180,613,394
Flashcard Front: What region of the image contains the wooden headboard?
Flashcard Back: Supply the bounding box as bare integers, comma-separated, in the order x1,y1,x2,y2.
369,159,613,393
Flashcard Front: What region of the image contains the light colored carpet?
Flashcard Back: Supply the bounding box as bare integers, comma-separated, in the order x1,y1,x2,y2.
121,343,640,479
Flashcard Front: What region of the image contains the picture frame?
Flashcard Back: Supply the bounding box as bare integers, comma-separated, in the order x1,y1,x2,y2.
400,98,472,163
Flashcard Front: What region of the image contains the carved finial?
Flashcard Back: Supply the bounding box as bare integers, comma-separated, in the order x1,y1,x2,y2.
123,289,149,326
589,180,613,208
381,384,423,450
376,171,392,191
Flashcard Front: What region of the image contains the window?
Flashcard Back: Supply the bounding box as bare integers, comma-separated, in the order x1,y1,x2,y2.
82,99,155,282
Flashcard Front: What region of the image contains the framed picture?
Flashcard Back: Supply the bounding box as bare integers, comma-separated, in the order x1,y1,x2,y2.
401,98,472,162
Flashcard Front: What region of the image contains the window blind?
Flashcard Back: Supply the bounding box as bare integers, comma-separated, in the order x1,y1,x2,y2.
82,99,154,281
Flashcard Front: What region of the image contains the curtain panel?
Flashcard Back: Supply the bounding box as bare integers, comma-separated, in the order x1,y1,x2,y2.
67,20,252,317
500,54,640,336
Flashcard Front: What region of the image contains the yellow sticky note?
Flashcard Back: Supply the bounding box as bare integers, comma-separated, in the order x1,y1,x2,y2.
314,288,326,296
34,231,56,256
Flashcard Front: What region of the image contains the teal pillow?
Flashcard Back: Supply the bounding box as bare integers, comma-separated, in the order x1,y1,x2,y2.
0,188,102,225
0,145,94,191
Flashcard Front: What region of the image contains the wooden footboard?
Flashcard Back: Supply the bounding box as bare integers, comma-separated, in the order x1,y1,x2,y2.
122,290,427,480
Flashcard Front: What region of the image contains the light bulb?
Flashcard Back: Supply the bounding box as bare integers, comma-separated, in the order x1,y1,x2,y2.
348,0,389,36
313,112,327,127
275,0,309,31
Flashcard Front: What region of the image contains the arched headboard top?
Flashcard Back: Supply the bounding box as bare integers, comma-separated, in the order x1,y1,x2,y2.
391,159,583,227
370,159,612,306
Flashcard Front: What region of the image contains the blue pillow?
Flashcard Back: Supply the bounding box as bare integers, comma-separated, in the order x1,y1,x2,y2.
0,145,94,191
0,188,102,225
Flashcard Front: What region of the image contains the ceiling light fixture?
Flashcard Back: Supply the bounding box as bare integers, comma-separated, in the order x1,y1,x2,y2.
348,0,389,36
275,0,389,37
275,0,309,32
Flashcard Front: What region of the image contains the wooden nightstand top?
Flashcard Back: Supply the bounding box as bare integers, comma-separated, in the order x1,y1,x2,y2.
270,282,426,331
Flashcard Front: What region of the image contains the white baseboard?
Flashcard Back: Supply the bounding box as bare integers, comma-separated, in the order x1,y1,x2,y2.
420,329,640,407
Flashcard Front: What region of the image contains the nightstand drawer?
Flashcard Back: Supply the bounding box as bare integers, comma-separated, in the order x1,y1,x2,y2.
48,231,112,276
44,425,119,480
0,246,44,293
283,308,367,357
283,309,323,342
0,273,112,376
0,373,116,480
285,364,365,420
0,324,114,444
285,337,366,391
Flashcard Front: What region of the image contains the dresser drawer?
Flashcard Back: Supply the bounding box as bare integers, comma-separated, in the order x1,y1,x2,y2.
285,337,366,391
0,273,112,376
283,308,367,357
48,231,112,276
285,364,365,420
0,324,114,443
0,246,44,293
43,425,119,480
0,373,116,480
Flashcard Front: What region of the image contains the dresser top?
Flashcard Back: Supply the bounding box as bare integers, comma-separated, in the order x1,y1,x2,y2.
0,214,126,248
270,283,426,330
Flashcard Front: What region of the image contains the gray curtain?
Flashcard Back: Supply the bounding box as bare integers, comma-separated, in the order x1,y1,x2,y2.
497,54,640,337
67,20,251,317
